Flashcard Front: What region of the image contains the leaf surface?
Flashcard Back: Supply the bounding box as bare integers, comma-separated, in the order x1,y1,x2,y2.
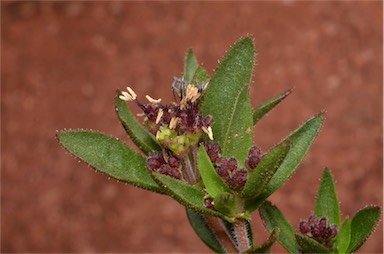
246,113,324,211
186,208,227,253
57,130,162,193
295,233,331,253
336,217,351,254
198,146,230,198
314,168,341,226
201,37,254,165
259,201,300,253
184,48,199,81
253,88,293,125
241,140,290,199
347,206,381,253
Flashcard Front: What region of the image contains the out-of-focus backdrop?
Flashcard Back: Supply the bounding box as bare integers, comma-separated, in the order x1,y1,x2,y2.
1,2,382,253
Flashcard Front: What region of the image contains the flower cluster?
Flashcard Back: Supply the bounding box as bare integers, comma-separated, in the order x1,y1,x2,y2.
119,78,212,158
146,151,182,179
299,215,338,250
205,142,264,192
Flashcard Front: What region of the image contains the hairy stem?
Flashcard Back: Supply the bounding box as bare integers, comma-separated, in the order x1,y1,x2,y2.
232,219,251,253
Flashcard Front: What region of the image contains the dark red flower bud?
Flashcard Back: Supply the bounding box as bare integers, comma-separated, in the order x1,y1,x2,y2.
147,152,165,170
299,221,310,234
167,156,180,168
159,164,181,179
311,225,321,238
248,146,262,157
226,169,248,190
205,142,221,163
227,158,238,172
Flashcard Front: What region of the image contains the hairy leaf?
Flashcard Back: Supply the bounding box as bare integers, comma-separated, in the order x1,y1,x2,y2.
253,88,293,125
184,48,199,81
246,113,324,212
151,172,230,221
201,37,254,165
314,168,341,226
336,217,351,254
115,92,161,154
295,233,331,253
347,206,381,253
198,145,230,198
192,66,210,86
186,208,227,253
241,140,291,199
57,130,162,193
259,201,300,253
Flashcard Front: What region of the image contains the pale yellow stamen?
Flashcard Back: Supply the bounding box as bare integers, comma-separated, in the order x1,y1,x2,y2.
156,108,164,124
185,84,200,103
202,126,214,140
146,95,162,104
169,117,180,129
119,86,137,101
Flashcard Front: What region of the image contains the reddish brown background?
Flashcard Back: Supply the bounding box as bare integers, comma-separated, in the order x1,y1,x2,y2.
2,1,382,253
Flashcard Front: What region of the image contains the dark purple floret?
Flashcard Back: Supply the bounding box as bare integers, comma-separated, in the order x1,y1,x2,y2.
159,164,181,179
205,142,221,163
204,197,216,211
245,146,264,170
299,221,310,234
226,168,248,190
227,158,238,172
147,152,165,170
167,156,180,168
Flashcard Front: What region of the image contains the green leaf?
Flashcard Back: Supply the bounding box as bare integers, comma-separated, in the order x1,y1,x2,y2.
201,36,254,165
192,66,210,85
186,208,227,253
241,140,291,199
295,233,331,253
347,206,381,253
115,92,161,154
245,228,279,253
57,130,163,193
259,201,300,253
336,217,351,254
151,172,230,221
314,168,341,226
184,48,199,81
245,113,324,212
253,88,293,125
197,145,230,198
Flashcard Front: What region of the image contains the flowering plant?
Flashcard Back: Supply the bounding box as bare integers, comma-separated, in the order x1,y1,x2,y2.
57,36,380,253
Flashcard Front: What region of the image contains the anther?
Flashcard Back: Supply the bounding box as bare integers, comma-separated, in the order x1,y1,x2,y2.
169,117,180,129
156,108,164,124
146,95,162,104
202,126,214,140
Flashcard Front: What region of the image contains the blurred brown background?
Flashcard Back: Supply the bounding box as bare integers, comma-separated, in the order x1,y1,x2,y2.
1,1,382,253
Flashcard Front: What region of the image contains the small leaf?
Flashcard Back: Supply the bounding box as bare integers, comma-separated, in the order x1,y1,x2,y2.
201,36,254,165
336,217,351,254
245,113,324,212
259,201,300,253
198,145,230,198
241,140,291,199
314,168,341,226
245,228,279,253
192,66,210,85
184,48,199,81
115,92,161,154
253,88,293,125
186,208,227,253
151,172,230,221
347,206,381,253
295,233,331,253
57,130,163,193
